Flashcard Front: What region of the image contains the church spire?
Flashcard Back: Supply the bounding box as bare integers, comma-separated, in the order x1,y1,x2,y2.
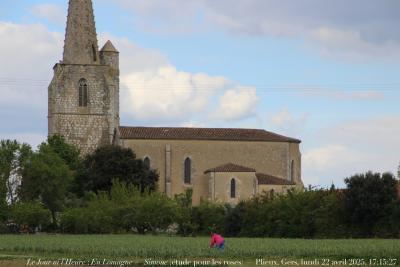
63,0,99,64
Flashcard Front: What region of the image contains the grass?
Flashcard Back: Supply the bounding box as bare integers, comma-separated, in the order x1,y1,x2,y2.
0,235,399,266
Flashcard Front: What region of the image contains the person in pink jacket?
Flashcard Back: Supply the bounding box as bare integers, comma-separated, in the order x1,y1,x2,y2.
210,232,225,250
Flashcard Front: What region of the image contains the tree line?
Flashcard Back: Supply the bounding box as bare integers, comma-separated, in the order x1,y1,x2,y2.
0,136,399,237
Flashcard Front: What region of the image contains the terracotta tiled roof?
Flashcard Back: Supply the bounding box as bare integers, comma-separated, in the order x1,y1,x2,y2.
204,163,256,173
119,126,301,143
256,173,296,185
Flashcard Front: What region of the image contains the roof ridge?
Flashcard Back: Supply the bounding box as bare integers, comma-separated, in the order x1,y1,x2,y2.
118,126,301,143
119,125,265,131
205,163,256,173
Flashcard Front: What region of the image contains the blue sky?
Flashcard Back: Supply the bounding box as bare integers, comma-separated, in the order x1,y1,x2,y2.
0,0,399,187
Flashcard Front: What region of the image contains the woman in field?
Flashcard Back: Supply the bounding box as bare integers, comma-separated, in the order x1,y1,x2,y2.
210,232,225,250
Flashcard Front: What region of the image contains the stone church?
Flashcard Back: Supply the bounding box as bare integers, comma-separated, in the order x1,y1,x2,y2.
48,0,304,205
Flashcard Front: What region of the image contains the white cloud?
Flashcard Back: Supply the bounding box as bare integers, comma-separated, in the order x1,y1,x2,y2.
303,145,366,172
268,107,308,137
302,144,367,187
0,22,63,108
99,33,169,73
30,4,66,26
0,20,258,133
270,107,307,127
302,116,400,187
121,65,229,121
98,33,258,124
213,86,259,121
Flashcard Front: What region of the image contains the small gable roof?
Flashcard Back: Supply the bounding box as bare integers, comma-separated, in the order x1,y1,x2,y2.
256,173,296,185
205,163,256,173
119,126,301,143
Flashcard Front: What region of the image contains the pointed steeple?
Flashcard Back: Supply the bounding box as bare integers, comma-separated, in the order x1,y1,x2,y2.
63,0,99,64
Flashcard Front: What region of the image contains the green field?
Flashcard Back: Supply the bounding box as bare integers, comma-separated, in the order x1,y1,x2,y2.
0,235,399,266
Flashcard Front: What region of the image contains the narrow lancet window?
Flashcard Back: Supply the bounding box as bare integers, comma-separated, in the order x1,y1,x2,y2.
92,44,97,62
79,79,88,107
184,158,191,184
230,179,236,198
290,160,295,181
144,157,150,169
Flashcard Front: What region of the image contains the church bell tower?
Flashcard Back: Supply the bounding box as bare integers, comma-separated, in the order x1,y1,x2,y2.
48,0,120,154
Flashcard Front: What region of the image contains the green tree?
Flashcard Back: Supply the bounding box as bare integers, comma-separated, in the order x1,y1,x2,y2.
344,171,398,236
224,201,246,237
10,201,51,231
191,200,226,235
124,192,178,234
174,188,197,236
77,145,159,195
45,134,81,171
0,140,32,221
314,190,347,237
20,145,73,223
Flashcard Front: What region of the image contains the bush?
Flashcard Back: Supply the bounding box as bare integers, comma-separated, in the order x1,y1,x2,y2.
61,193,120,234
0,221,9,234
174,189,197,236
10,202,51,232
191,200,226,235
122,192,179,234
344,171,398,237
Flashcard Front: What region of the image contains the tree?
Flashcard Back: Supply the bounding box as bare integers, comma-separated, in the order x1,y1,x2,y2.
10,202,51,232
45,134,81,171
76,145,159,195
174,188,197,236
20,144,73,223
398,162,400,179
123,191,178,234
0,140,32,220
344,171,398,236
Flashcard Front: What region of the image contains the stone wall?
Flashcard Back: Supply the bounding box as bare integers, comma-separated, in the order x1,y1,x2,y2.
208,171,258,205
48,63,119,154
121,139,302,205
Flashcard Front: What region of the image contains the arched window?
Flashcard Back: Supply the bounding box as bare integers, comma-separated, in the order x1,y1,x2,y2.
230,178,236,198
143,157,150,169
78,79,88,107
184,158,191,184
290,160,295,182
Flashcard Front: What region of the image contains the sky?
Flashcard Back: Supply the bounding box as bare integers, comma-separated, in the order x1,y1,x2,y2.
0,0,399,188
